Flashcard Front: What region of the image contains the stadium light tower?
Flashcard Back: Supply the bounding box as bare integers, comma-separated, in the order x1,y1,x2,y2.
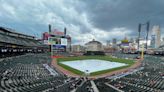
146,21,150,49
48,24,53,57
138,23,141,50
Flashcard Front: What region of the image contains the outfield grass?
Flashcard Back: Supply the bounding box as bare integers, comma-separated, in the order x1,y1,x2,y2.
57,56,135,76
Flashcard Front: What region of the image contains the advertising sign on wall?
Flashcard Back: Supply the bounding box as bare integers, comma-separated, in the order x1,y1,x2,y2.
51,29,64,37
53,44,66,52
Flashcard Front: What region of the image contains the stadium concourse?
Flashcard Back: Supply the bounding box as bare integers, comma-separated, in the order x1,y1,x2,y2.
0,27,163,92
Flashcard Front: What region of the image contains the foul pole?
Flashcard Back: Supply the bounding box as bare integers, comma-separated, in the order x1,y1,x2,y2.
141,44,144,59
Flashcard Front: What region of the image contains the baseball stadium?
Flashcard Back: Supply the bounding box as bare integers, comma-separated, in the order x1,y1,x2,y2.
0,0,164,92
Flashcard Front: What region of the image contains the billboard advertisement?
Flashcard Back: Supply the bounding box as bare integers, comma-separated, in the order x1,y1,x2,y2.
53,44,66,52
50,29,64,37
53,44,66,48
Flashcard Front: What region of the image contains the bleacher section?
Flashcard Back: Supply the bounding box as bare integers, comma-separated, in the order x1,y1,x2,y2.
0,54,98,92
0,27,48,58
0,53,163,92
0,54,69,92
94,55,164,92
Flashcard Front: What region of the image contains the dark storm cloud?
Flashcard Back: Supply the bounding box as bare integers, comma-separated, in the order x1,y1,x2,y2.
0,0,164,44
81,0,164,31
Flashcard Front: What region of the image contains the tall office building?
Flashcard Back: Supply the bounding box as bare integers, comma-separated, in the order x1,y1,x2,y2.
152,25,161,48
112,38,117,45
150,35,156,48
162,37,164,42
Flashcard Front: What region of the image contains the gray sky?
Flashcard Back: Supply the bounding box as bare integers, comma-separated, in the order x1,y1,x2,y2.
0,0,164,44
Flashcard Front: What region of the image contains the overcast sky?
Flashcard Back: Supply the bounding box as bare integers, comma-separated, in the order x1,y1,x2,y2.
0,0,164,45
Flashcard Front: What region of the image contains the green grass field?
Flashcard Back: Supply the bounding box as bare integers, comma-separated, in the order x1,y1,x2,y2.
57,56,135,76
